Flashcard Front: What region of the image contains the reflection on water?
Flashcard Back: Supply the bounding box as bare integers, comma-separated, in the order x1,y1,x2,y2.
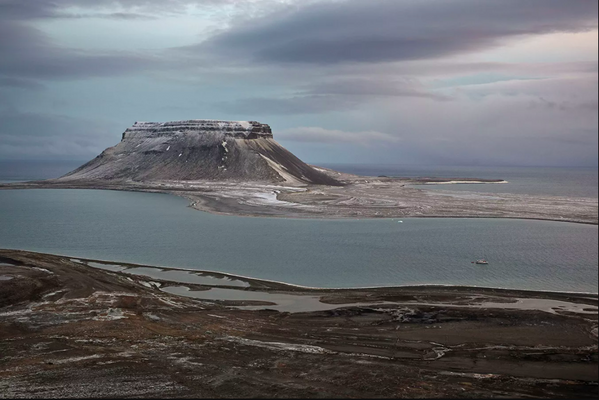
162,286,598,315
162,286,359,313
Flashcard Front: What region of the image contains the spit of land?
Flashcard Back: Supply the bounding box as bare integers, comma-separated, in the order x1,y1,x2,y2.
1,167,597,224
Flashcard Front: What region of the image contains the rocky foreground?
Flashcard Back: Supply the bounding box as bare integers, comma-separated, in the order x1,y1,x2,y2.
1,249,597,398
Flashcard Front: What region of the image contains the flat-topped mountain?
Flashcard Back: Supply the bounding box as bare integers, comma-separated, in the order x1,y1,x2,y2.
60,120,341,186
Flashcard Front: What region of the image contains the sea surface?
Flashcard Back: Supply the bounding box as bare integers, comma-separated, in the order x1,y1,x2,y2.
0,160,87,184
0,189,596,293
321,164,598,198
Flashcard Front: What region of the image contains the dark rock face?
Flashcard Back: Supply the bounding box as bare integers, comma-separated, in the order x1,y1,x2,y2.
60,120,340,186
121,120,273,141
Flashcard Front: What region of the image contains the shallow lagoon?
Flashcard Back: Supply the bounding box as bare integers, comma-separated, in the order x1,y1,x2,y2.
0,189,597,292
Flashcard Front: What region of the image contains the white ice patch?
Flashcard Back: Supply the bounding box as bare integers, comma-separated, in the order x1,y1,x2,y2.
92,308,128,321
51,354,103,364
166,146,170,151
42,289,67,300
139,281,161,289
237,121,252,130
222,141,228,152
222,336,333,355
250,192,290,206
32,267,53,274
0,308,32,317
144,313,161,321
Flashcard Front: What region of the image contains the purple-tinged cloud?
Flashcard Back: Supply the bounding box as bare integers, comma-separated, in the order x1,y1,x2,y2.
198,0,598,65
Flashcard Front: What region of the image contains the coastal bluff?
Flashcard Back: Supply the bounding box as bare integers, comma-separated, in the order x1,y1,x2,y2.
60,120,340,185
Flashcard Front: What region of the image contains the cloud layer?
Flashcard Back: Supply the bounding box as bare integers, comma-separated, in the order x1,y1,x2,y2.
277,127,400,145
200,0,598,64
0,0,597,166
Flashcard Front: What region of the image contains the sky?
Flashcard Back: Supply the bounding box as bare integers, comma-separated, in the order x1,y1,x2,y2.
0,0,597,167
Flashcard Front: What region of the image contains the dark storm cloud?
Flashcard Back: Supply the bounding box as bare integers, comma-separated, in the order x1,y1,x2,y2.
0,0,58,19
276,127,400,145
0,77,45,91
0,0,246,20
50,12,158,20
300,78,451,101
0,109,119,158
0,22,161,80
96,12,156,20
216,95,362,116
217,78,450,115
0,0,261,82
0,1,152,20
199,0,598,64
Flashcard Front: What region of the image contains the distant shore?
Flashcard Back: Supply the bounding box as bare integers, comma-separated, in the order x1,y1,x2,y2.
1,167,597,225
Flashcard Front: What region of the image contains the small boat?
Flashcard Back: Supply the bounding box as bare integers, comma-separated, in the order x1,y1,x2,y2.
472,259,489,265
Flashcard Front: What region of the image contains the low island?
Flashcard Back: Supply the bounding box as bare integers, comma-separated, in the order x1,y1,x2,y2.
1,119,596,224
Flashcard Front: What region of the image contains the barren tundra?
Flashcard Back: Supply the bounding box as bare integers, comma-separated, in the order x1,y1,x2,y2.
0,249,597,398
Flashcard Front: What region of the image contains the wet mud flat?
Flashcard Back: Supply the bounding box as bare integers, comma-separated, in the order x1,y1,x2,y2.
1,249,597,398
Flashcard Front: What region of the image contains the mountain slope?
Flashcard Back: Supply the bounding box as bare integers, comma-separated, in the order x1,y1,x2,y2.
59,120,341,186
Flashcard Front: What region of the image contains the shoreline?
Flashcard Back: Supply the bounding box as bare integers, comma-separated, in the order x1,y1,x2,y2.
1,178,598,225
4,248,599,298
74,252,599,296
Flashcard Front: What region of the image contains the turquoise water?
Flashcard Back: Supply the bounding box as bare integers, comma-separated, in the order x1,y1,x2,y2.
0,189,596,292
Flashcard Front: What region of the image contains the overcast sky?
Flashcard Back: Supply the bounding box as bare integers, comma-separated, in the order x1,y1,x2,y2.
0,0,597,167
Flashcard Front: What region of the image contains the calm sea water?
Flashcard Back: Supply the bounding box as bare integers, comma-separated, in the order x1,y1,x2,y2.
0,160,87,184
0,189,596,293
321,164,598,198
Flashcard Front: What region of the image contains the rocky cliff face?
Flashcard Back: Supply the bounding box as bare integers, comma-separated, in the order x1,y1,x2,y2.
60,120,341,186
